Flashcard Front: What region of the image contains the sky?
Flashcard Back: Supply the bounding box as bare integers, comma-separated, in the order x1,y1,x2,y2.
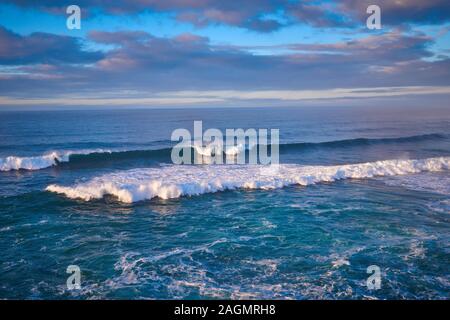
0,0,450,108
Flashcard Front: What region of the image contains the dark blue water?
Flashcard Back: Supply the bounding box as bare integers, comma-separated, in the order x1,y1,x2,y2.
0,106,449,299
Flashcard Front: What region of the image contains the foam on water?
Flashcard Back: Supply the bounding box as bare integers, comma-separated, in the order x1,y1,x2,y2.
2,132,447,172
0,149,112,171
45,156,450,203
0,144,246,172
192,143,245,156
0,152,61,171
383,171,450,195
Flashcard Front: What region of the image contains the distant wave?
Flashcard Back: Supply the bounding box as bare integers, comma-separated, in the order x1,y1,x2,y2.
0,146,238,172
1,133,447,172
46,156,450,203
279,133,447,151
0,149,113,171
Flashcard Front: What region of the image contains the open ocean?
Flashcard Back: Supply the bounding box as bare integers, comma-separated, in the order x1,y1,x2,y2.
0,105,449,299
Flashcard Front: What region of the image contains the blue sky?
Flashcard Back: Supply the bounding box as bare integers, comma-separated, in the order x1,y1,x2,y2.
0,0,450,108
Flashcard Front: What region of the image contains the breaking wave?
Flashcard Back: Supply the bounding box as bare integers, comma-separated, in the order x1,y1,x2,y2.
2,133,447,172
46,156,450,203
0,149,112,171
278,133,447,152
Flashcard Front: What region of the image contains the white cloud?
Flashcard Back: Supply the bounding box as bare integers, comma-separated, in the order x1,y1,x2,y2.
1,86,449,107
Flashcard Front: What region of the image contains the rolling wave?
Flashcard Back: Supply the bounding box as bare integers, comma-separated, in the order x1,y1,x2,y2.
1,133,447,172
46,156,450,203
279,133,447,151
0,149,113,172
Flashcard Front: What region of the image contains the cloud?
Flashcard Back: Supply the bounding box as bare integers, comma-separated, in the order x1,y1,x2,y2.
1,86,450,107
337,0,450,26
88,30,152,44
3,0,288,32
287,2,353,28
0,26,103,65
288,29,434,62
286,0,450,28
0,2,449,108
3,0,450,31
1,28,449,102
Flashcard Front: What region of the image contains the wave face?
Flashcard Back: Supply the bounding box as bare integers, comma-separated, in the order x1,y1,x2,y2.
0,152,61,171
279,133,447,151
0,149,112,171
2,133,446,172
46,156,450,203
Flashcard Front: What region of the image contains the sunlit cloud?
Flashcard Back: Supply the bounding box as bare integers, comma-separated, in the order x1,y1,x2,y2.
2,86,449,107
0,1,450,108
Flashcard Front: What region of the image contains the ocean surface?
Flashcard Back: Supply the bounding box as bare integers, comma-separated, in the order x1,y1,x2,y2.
0,105,449,299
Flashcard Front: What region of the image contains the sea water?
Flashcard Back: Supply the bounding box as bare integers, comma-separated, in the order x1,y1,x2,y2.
0,105,449,299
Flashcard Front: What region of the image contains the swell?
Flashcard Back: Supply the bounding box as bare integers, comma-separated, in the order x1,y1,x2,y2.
279,133,447,152
45,156,450,203
0,148,169,172
1,133,447,172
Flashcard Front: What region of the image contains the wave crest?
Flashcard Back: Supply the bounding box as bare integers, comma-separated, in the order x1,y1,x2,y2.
2,133,447,172
0,149,112,171
46,156,450,203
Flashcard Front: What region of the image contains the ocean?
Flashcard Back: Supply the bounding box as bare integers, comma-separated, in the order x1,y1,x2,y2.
0,105,449,299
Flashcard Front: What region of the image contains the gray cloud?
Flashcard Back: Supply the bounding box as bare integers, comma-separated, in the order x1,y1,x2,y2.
4,0,450,31
338,0,450,26
3,0,289,32
0,26,103,65
1,28,449,101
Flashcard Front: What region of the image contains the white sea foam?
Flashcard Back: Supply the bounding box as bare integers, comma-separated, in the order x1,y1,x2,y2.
224,144,245,156
193,143,245,156
45,156,450,203
0,149,112,171
383,172,450,195
0,152,61,171
0,143,246,172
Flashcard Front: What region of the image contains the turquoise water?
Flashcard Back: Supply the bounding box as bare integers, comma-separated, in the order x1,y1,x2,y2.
0,106,449,299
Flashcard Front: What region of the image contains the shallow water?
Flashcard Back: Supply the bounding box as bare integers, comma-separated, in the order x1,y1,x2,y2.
0,106,449,299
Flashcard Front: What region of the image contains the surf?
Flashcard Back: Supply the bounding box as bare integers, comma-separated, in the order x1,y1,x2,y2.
0,149,113,171
45,156,450,203
1,133,446,172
